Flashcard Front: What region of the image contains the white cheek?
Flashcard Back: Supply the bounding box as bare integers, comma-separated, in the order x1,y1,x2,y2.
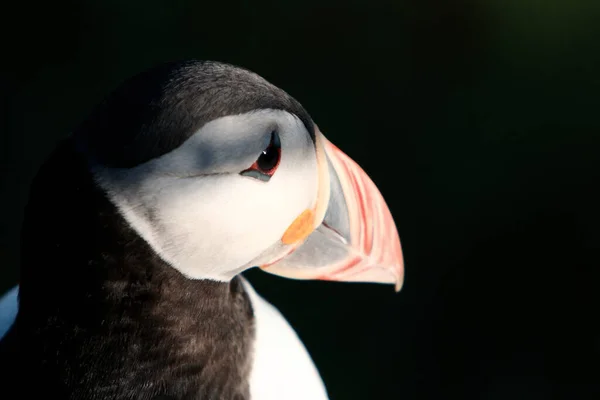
94,111,318,281
151,140,317,279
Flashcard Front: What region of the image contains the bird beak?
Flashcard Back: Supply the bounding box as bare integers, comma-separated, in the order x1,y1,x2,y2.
258,126,404,292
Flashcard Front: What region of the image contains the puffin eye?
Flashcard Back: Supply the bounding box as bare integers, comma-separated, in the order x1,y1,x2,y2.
240,131,282,182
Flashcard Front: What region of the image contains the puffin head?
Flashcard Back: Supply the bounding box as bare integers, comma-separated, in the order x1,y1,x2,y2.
77,60,404,291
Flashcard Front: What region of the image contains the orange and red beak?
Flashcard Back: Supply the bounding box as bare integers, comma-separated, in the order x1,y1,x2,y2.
259,127,404,292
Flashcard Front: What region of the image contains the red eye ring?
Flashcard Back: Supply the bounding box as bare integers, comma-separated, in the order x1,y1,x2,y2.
240,131,281,181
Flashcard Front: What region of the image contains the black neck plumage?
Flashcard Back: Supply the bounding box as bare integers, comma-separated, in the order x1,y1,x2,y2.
0,139,254,399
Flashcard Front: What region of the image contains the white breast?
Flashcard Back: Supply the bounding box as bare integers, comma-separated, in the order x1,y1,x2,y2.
240,278,329,400
0,285,18,340
0,283,329,400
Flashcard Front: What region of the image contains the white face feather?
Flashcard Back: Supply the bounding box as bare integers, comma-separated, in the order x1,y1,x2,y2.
92,110,319,282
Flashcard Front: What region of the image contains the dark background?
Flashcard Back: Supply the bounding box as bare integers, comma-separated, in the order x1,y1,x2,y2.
1,0,599,398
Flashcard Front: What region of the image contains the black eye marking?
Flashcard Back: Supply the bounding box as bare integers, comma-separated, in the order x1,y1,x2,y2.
240,130,282,182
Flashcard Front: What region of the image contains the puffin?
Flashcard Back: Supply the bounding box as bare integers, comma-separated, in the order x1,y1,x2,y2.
0,60,404,399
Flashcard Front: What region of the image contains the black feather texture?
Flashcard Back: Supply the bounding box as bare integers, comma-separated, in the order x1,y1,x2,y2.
77,60,315,168
0,138,255,399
